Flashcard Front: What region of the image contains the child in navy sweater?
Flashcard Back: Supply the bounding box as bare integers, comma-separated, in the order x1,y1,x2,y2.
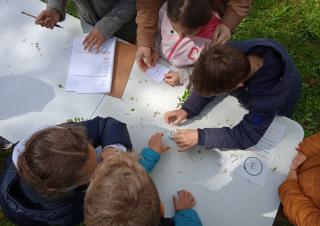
164,39,301,150
0,116,132,226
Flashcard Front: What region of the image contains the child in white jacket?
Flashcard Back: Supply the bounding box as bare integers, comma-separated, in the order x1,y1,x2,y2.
156,0,221,86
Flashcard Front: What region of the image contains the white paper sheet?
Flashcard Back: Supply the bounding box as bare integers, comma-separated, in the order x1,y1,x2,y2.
65,37,116,93
223,121,286,185
145,63,170,83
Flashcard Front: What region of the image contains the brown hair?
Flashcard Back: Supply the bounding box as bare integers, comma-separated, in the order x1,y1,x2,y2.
167,0,212,29
190,44,251,96
85,152,160,226
17,124,90,199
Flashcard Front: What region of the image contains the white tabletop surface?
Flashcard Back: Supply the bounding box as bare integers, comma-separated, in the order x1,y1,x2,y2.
93,63,304,226
0,0,104,141
0,0,304,225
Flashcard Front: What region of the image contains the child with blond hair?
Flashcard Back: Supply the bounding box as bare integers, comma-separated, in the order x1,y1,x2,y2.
85,133,202,226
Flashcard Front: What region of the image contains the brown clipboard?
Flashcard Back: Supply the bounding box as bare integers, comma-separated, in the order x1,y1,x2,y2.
107,41,137,98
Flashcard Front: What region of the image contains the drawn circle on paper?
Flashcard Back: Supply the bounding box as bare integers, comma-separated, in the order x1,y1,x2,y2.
244,157,263,176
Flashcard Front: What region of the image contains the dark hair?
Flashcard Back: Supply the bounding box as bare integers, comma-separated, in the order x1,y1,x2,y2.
190,44,251,96
17,124,90,199
167,0,212,29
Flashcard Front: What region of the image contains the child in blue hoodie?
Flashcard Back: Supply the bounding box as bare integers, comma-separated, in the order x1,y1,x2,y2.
85,133,202,226
0,116,132,226
164,39,301,150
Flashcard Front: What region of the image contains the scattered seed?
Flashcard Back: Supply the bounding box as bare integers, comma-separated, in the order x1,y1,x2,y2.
153,111,161,117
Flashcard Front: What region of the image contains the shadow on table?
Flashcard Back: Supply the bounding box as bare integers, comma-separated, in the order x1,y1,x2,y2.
168,156,290,226
0,75,54,120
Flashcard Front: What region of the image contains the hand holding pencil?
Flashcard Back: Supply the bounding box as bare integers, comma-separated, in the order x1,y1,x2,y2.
22,8,62,29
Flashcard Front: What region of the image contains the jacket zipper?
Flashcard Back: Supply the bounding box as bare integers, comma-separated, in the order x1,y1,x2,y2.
166,37,184,62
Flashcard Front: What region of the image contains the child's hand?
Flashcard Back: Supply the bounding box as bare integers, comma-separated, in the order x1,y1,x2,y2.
291,149,307,170
164,109,188,125
148,133,170,154
164,72,180,86
212,24,231,44
172,129,198,151
101,147,120,161
35,8,61,29
83,28,107,53
136,47,158,72
173,190,196,211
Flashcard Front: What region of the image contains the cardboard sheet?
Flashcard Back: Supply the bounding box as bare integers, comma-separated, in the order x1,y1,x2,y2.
108,41,137,98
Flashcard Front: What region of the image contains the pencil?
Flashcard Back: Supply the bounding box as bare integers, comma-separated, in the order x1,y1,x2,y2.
21,11,63,28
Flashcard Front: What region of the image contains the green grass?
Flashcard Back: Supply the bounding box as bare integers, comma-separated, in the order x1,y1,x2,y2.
1,0,319,225
234,0,320,137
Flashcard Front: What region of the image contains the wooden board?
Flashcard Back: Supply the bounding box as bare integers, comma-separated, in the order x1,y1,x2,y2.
108,41,137,98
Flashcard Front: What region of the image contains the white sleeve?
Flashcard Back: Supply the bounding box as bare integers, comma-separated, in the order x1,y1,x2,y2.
104,143,127,152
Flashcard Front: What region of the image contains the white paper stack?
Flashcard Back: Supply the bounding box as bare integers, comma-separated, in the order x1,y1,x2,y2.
65,37,116,93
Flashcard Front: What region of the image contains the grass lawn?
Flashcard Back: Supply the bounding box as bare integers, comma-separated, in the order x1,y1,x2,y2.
1,0,319,225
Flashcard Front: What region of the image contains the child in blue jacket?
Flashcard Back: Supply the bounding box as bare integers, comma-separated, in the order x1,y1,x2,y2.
0,116,132,226
164,39,301,150
85,133,202,226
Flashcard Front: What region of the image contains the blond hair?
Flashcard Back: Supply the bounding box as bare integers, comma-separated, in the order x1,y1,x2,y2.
85,152,160,226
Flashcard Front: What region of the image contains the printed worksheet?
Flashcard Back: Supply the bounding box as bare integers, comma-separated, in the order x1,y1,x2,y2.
223,121,286,185
65,36,116,93
145,63,170,83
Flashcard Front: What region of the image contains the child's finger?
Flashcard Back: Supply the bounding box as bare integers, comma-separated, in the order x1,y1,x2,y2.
163,114,170,123
35,11,46,24
95,40,104,53
138,59,148,72
164,112,175,124
43,17,52,26
173,117,183,125
165,73,172,78
181,190,188,199
83,33,92,46
88,38,98,52
172,196,177,209
144,54,152,68
49,20,56,29
151,52,158,66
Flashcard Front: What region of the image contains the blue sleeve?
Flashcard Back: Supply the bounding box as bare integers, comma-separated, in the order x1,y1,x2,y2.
173,209,202,226
80,116,132,149
181,92,215,118
198,111,276,149
138,148,161,174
